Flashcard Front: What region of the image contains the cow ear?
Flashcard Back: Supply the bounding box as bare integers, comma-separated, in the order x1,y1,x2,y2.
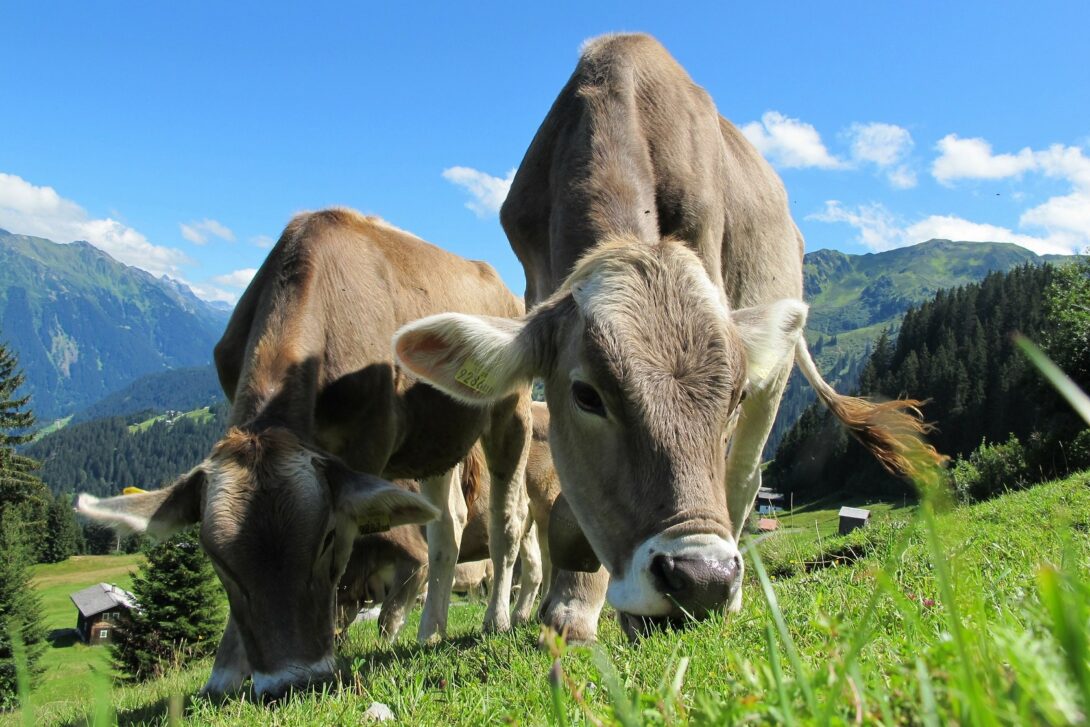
327,460,440,534
732,299,808,388
548,493,602,573
76,467,205,540
393,313,537,404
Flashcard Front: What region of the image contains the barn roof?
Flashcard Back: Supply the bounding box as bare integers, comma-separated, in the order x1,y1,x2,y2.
838,506,871,520
70,583,137,618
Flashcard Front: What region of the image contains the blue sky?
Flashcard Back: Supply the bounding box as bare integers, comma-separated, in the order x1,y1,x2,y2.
2,1,1088,302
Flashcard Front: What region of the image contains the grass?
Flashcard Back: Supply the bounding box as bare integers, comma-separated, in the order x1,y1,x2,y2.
10,470,1090,725
23,555,143,714
128,407,215,434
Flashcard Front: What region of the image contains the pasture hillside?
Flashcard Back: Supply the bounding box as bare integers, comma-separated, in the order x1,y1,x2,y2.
12,470,1090,725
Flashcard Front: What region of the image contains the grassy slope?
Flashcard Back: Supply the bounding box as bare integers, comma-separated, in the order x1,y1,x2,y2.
26,555,143,713
15,472,1090,725
128,406,216,434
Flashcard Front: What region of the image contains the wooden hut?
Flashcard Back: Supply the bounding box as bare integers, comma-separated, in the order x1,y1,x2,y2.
838,507,871,535
70,583,137,645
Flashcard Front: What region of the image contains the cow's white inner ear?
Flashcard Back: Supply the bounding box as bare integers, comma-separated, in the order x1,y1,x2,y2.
393,313,533,404
732,299,808,387
75,467,204,540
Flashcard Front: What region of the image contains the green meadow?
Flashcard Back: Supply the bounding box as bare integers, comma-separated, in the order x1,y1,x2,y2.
10,470,1089,725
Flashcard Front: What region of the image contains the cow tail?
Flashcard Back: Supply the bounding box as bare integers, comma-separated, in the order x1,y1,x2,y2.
460,444,486,510
793,337,947,479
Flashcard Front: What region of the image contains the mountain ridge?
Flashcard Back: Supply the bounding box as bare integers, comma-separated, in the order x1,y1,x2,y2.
0,229,230,418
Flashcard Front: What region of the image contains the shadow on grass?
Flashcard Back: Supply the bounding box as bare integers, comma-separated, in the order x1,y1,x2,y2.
47,628,81,648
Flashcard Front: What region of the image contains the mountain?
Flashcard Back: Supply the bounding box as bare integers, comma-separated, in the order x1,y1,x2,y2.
71,364,224,424
767,239,1078,453
0,229,230,419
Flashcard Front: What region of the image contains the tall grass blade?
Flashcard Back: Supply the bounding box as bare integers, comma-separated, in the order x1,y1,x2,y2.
746,541,817,716
1037,563,1090,711
591,647,640,727
919,503,996,727
1015,334,1090,425
764,623,796,726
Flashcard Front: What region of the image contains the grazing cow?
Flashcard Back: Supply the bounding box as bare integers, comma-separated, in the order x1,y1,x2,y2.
338,402,560,639
77,209,532,697
394,34,941,640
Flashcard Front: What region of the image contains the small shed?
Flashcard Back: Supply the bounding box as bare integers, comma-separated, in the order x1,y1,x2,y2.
70,583,137,645
758,518,780,532
838,507,871,535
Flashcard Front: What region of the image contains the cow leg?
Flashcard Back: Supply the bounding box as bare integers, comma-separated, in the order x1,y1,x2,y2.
538,567,609,644
200,615,251,697
379,560,427,643
481,393,533,633
417,466,467,643
512,520,543,624
723,362,792,612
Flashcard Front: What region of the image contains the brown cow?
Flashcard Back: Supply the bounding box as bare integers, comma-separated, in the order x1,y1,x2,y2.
338,402,561,639
394,34,940,640
77,209,533,697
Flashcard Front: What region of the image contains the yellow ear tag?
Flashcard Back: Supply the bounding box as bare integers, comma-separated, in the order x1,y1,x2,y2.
358,513,392,536
454,357,497,396
122,487,147,496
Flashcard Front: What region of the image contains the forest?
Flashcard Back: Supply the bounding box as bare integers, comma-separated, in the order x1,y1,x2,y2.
770,260,1090,500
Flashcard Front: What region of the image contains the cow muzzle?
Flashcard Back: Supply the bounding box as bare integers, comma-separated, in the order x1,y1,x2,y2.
606,532,741,620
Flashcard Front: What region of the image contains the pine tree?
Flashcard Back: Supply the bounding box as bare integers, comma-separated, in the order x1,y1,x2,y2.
39,493,84,564
0,511,46,710
0,340,50,561
112,528,224,682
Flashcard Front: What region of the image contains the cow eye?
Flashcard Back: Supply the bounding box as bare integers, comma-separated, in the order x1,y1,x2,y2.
571,381,606,417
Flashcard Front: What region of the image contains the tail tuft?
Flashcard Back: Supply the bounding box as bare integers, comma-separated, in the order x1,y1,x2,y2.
794,338,948,479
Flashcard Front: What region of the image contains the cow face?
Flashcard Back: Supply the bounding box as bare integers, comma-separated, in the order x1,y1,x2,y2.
395,239,805,622
77,427,438,698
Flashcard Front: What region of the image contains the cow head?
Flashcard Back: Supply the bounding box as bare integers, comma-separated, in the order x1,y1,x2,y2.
76,427,438,698
394,238,805,622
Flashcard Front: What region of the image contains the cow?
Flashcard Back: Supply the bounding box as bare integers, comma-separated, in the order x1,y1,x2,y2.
338,402,561,639
393,34,942,641
76,208,533,697
337,441,547,640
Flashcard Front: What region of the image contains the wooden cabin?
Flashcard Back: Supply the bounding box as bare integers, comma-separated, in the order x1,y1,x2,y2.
70,583,137,645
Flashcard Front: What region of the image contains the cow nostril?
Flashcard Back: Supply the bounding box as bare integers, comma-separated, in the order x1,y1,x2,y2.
650,554,690,593
650,554,738,616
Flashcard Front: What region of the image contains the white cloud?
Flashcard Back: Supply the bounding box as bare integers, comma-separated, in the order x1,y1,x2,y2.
0,172,191,277
928,136,1090,251
740,111,845,169
212,268,258,289
809,200,1076,256
184,281,238,305
844,122,917,188
250,234,275,249
931,135,1036,185
886,166,918,189
846,122,913,167
180,218,235,245
442,166,515,217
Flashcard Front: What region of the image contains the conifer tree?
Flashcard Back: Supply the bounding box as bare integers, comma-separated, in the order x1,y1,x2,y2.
0,340,49,561
40,493,84,564
0,511,46,710
112,527,223,682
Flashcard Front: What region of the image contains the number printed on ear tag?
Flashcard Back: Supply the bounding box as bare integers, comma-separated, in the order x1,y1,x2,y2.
455,357,497,395
358,513,392,535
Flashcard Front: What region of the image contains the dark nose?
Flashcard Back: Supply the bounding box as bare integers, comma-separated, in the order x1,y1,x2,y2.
649,553,740,617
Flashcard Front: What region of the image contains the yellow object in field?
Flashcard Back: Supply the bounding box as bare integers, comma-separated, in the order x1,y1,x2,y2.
122,486,147,495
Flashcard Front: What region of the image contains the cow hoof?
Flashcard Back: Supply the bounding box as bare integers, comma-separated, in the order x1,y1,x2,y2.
538,603,598,644
482,616,512,634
